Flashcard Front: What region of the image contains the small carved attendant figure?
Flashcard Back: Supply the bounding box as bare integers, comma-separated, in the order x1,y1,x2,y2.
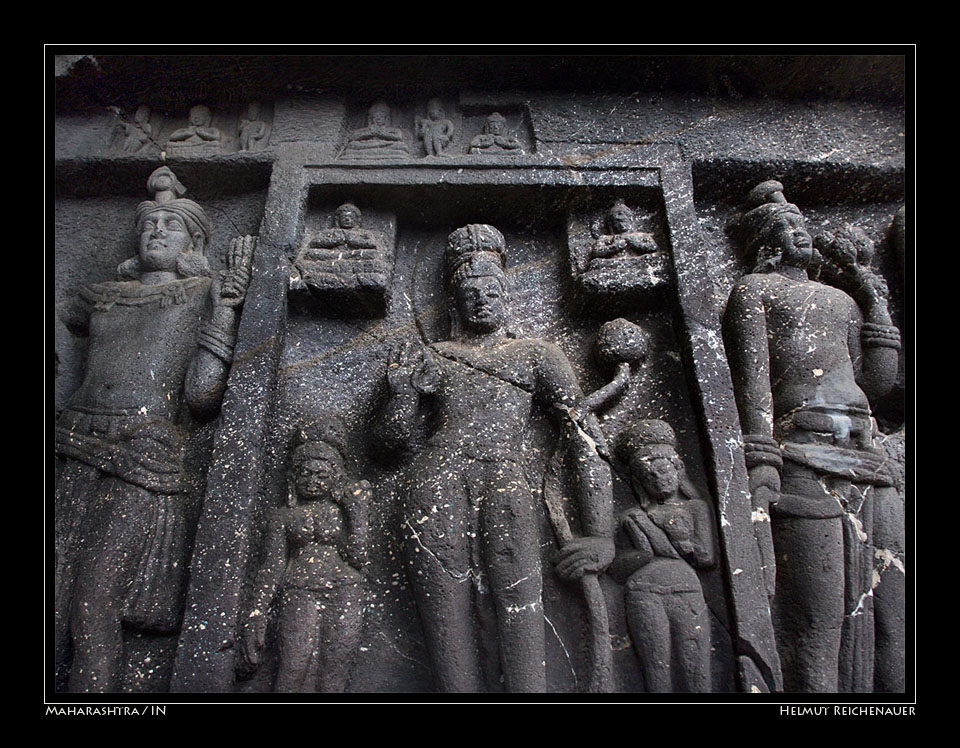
167,105,222,153
589,201,659,262
238,101,268,151
340,101,410,160
114,104,154,153
611,420,716,693
55,166,256,692
238,421,370,693
723,180,901,693
468,112,524,156
416,98,455,156
375,224,614,692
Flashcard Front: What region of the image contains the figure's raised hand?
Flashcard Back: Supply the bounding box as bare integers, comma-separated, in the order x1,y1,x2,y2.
386,340,439,395
218,235,257,306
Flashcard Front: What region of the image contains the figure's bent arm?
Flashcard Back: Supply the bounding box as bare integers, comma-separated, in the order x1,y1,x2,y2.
723,279,774,439
185,303,240,419
342,481,372,571
536,344,613,539
850,292,901,403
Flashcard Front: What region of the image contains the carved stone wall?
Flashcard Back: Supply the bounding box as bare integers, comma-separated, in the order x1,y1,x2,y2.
51,53,909,696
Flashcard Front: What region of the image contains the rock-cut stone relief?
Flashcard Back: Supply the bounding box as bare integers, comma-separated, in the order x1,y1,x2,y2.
340,101,410,160
112,104,156,154
722,180,903,693
610,419,716,693
468,112,524,156
237,419,371,693
373,224,616,693
238,101,269,152
416,98,455,157
166,105,223,154
290,202,394,316
568,200,669,300
54,166,256,692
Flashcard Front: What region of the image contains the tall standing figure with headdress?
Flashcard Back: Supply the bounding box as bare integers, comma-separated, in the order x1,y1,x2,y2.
375,224,614,693
55,166,256,692
723,181,902,692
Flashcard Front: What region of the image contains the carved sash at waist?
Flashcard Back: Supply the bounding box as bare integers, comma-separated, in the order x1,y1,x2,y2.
55,407,184,493
780,441,893,487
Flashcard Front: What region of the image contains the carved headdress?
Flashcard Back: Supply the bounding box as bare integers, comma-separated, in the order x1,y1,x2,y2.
135,166,212,247
618,418,701,506
445,224,507,287
730,180,804,270
620,419,681,463
119,167,213,280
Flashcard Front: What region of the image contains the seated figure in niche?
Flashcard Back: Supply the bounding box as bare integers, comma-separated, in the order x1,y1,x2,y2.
610,419,716,693
55,166,255,692
468,112,524,156
722,180,902,693
167,105,222,152
237,420,370,693
416,98,455,156
114,104,154,153
238,101,268,151
588,201,659,263
340,101,410,160
306,202,384,254
291,202,390,294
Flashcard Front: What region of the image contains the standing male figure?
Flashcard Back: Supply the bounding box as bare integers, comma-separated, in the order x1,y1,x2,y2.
377,224,614,692
723,181,901,692
55,166,256,692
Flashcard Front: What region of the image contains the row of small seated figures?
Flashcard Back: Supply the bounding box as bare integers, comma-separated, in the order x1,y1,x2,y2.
116,100,525,158
114,103,269,154
341,100,525,159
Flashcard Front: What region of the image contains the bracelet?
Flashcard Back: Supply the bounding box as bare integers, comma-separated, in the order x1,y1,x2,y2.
197,321,237,363
861,323,901,350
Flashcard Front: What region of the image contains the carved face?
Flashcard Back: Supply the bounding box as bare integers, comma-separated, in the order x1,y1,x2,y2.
455,274,507,334
428,100,445,120
295,456,339,500
632,454,680,503
770,212,814,269
336,205,361,229
486,116,505,136
369,105,390,126
608,204,635,234
189,106,211,127
138,209,195,271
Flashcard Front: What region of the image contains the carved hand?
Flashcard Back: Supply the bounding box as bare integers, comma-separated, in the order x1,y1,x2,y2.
622,509,655,556
553,536,616,582
387,340,439,395
237,610,268,674
748,464,780,501
217,235,257,306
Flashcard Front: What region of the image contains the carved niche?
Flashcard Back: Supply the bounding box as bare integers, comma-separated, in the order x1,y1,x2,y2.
289,200,397,317
567,198,670,303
